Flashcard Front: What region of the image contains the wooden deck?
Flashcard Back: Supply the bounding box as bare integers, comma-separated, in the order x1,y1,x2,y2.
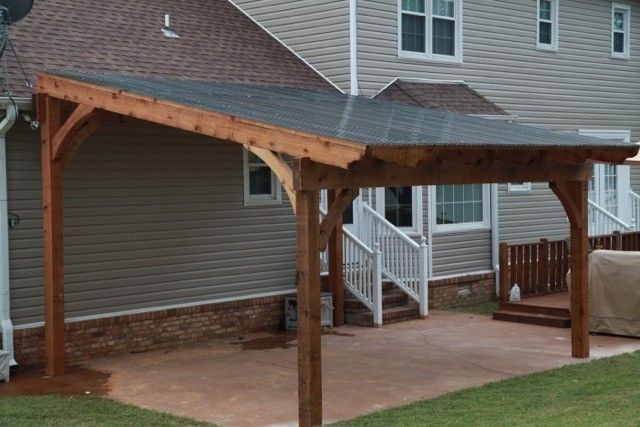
493,292,571,328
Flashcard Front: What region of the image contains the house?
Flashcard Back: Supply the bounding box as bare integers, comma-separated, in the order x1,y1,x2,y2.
0,0,337,367
233,0,640,288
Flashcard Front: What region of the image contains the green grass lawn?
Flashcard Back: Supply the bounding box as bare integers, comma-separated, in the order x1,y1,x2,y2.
0,395,214,426
332,351,640,426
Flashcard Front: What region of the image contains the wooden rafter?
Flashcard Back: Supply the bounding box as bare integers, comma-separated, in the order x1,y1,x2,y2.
245,145,297,212
37,73,367,169
318,188,359,251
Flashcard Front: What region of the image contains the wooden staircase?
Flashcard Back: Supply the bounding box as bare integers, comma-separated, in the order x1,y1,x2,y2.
493,300,571,328
345,281,421,327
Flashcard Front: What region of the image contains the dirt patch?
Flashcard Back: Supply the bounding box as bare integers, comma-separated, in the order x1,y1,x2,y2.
0,366,110,396
322,330,355,337
231,332,297,351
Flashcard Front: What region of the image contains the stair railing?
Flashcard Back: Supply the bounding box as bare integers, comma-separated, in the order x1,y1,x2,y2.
359,203,429,317
319,207,383,326
629,190,640,230
588,199,631,236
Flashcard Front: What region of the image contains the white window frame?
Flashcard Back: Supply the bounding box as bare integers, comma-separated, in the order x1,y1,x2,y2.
579,129,631,223
508,182,532,193
397,0,464,64
430,183,490,234
611,3,631,60
376,186,423,235
536,0,559,52
243,149,282,206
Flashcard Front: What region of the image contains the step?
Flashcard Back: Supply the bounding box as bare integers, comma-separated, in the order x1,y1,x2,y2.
498,301,570,318
492,310,571,328
346,302,421,327
344,288,408,311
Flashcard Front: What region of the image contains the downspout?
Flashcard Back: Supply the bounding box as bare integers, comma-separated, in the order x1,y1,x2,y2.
0,102,16,365
490,183,500,295
349,0,358,96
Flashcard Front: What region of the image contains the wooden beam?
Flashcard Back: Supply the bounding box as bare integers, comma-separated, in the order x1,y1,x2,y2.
295,181,322,427
549,181,590,358
318,188,359,251
371,147,439,167
294,156,593,190
51,104,98,162
327,190,345,327
38,95,66,376
37,73,367,169
245,145,297,212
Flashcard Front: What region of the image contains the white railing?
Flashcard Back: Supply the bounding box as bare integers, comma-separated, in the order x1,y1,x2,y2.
319,207,383,326
359,203,429,317
588,199,632,236
629,190,640,230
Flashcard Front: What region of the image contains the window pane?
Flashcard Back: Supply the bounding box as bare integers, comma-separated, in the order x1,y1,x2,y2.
539,21,552,44
249,166,272,195
402,0,424,13
436,184,484,225
248,152,262,164
402,14,426,52
614,10,625,31
539,0,551,20
385,187,413,228
613,32,625,53
432,18,455,55
433,0,454,17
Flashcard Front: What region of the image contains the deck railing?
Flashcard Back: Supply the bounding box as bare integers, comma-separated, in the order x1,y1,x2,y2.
359,203,429,317
588,200,631,236
629,190,640,229
499,230,640,301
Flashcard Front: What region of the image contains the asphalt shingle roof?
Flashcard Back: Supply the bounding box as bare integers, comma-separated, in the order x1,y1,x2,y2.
3,0,335,98
45,69,635,155
375,79,508,116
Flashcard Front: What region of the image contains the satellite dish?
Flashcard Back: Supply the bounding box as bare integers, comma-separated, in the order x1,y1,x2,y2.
0,0,34,24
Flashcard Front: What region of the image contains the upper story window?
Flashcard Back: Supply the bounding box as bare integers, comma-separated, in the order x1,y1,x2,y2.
243,149,281,206
537,0,558,51
611,4,631,59
433,184,489,233
399,0,463,63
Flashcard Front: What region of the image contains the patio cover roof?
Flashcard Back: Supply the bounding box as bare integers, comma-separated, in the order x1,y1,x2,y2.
40,69,635,171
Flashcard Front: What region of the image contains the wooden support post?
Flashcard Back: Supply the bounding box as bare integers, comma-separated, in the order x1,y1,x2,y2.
295,188,322,427
327,189,345,327
539,238,549,294
498,242,509,302
40,96,66,376
550,181,589,358
613,230,623,251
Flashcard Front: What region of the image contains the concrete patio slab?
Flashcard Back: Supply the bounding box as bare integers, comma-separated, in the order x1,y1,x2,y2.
43,311,640,425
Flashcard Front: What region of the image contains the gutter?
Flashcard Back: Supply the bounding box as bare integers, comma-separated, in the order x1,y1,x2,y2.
490,183,500,295
0,102,18,366
349,0,358,96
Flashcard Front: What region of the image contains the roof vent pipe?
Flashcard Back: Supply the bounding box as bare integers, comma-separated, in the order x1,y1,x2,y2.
161,14,180,39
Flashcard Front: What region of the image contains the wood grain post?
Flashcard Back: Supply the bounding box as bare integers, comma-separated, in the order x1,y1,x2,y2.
40,95,66,376
550,181,590,358
539,238,549,294
327,189,345,327
613,231,623,251
498,242,509,301
295,188,322,427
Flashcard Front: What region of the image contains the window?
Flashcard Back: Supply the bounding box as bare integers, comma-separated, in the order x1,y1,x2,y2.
399,0,463,63
243,149,281,205
537,0,558,51
433,184,489,232
611,4,631,59
376,186,423,234
508,182,532,193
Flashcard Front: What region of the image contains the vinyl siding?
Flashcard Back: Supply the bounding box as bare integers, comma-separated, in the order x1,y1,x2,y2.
355,0,640,245
8,122,297,326
232,0,351,91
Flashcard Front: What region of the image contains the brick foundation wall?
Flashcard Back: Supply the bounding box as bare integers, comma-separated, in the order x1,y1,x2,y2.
13,295,285,368
429,271,495,309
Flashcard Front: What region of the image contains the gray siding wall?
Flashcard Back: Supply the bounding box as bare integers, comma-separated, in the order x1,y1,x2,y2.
355,0,640,244
8,122,297,326
232,0,351,91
